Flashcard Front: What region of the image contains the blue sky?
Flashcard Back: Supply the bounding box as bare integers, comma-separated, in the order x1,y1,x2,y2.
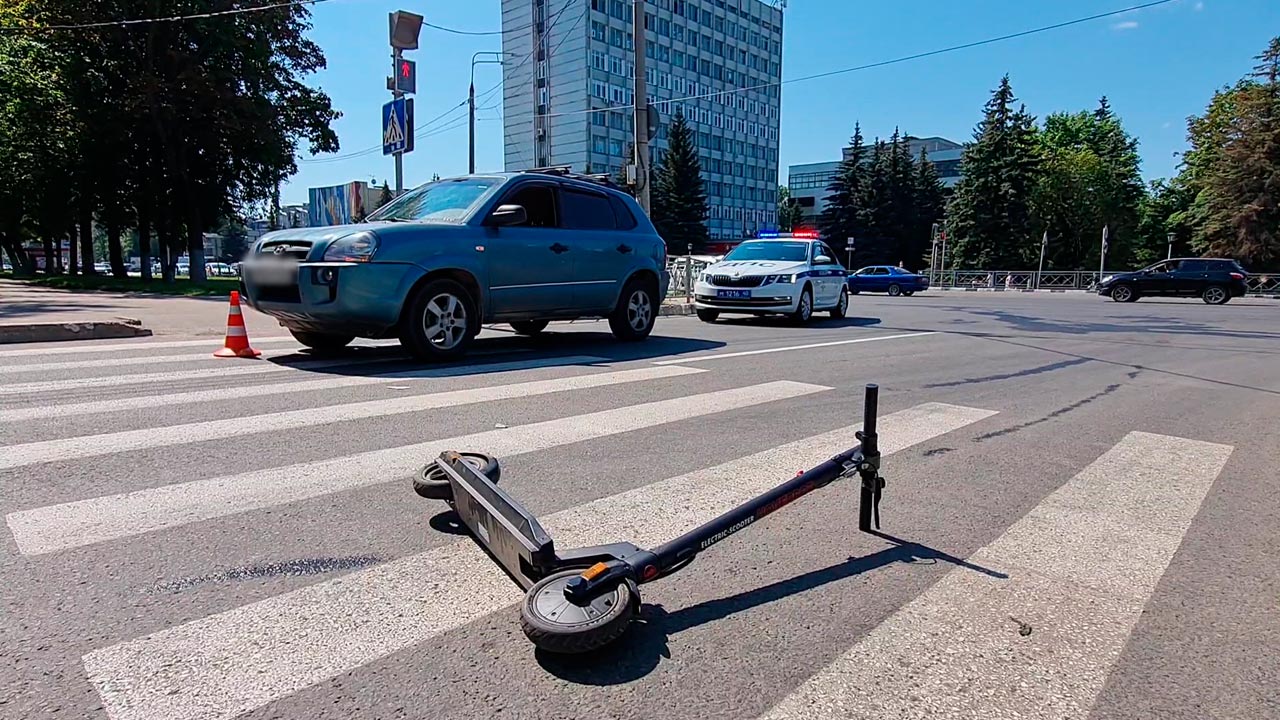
283,0,1279,205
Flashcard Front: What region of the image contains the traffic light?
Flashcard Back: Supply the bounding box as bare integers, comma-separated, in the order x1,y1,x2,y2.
393,58,416,94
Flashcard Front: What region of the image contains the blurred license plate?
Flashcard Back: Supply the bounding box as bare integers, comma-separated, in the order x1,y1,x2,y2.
248,262,297,286
716,289,751,299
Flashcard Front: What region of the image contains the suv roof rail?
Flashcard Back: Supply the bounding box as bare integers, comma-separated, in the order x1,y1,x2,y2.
523,165,622,190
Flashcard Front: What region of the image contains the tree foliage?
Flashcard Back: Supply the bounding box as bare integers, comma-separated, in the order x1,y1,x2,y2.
0,1,339,280
1185,39,1280,268
817,123,944,270
1029,100,1144,270
776,185,802,232
650,111,710,253
946,75,1042,268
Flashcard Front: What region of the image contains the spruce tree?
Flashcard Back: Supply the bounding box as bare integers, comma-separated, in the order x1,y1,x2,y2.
819,123,871,253
911,147,946,269
650,111,710,253
947,75,1042,268
377,181,393,209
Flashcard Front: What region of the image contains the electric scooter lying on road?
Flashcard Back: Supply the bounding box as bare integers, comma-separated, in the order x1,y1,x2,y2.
413,383,888,654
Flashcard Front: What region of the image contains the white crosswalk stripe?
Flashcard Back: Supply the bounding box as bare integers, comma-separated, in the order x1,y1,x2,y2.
0,365,702,469
757,430,1234,720
7,379,822,555
3,346,320,373
80,401,996,720
0,354,401,395
0,355,611,422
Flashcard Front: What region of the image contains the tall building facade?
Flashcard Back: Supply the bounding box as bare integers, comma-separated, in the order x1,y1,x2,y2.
501,0,784,241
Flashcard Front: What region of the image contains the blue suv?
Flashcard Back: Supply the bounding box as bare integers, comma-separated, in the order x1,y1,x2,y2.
239,170,670,360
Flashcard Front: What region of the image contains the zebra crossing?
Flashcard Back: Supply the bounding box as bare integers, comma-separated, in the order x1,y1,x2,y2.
0,336,1235,720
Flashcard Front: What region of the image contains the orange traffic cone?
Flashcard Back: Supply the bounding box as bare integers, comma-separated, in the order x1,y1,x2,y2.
213,291,262,358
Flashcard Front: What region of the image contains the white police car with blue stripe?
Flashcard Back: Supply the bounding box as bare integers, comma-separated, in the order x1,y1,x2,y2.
693,232,849,323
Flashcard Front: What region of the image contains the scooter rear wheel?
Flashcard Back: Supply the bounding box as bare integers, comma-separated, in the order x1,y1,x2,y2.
520,569,638,654
412,452,500,500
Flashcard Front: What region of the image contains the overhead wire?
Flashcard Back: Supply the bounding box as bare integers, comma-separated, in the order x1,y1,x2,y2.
503,0,1178,124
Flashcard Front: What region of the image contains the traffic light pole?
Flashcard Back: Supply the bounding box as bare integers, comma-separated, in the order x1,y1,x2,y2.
392,47,404,196
632,0,650,214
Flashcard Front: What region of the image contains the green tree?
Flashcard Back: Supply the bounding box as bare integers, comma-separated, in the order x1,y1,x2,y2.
819,123,872,256
911,147,947,269
0,1,75,275
1028,104,1142,270
947,75,1042,268
377,181,394,209
776,185,803,232
650,112,709,252
1133,178,1195,264
1191,38,1280,269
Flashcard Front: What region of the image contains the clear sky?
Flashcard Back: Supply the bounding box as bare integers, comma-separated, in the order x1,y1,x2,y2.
282,0,1280,205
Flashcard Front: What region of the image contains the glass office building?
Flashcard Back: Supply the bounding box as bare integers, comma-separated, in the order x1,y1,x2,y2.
501,0,785,241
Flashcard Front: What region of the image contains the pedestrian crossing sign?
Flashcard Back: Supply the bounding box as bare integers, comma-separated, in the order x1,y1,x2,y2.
382,97,409,156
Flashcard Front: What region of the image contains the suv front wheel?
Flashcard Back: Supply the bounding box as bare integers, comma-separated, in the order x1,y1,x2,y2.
400,278,477,361
609,275,657,341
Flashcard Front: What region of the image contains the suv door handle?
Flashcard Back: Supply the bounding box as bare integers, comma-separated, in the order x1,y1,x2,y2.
549,243,569,254
616,244,632,254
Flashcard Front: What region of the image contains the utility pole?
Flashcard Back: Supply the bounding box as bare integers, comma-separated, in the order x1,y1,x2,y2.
1167,232,1175,260
469,52,512,174
631,0,651,214
1037,230,1048,290
392,46,404,195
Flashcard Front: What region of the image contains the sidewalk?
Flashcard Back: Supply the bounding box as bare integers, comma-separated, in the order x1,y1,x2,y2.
0,279,283,342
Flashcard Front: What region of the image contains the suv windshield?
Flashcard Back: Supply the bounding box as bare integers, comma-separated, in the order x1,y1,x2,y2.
368,177,499,223
723,241,809,262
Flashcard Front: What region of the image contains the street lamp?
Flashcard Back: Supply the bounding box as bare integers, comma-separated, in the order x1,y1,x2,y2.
1167,232,1175,260
470,52,517,174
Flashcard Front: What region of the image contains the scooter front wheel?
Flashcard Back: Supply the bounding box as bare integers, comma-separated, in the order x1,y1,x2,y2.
520,569,638,654
412,452,500,500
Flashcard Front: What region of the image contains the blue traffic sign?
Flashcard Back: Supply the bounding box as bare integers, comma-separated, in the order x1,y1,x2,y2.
382,98,408,156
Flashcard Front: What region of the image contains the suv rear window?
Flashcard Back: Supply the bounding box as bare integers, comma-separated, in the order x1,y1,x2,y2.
560,188,616,230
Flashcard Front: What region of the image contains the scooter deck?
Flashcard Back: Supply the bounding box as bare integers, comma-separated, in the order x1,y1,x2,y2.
434,451,557,589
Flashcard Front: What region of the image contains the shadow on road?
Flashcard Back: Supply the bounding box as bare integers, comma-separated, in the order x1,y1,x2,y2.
246,330,728,378
706,315,882,330
951,307,1280,343
536,532,1005,685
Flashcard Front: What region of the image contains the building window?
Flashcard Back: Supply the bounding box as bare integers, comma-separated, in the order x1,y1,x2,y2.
591,0,603,10
672,24,683,42
592,80,607,99
593,111,607,127
591,51,606,71
591,21,606,41
609,138,623,156
658,18,670,36
609,28,623,48
610,0,625,20
593,135,608,153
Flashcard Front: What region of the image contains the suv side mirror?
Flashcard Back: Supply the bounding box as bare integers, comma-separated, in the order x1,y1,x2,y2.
489,204,528,226
815,254,833,265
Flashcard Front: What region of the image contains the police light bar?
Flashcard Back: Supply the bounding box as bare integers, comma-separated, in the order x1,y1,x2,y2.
756,229,819,240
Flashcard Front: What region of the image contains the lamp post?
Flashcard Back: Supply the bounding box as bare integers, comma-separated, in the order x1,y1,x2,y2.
1167,232,1175,260
470,52,515,174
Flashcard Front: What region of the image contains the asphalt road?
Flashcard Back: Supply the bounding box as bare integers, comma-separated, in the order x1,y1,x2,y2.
2,291,1277,720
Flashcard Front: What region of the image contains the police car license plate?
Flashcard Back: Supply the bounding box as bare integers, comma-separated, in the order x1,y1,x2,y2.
716,289,751,299
246,261,297,286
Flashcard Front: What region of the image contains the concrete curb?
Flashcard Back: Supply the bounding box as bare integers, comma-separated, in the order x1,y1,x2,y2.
0,317,152,344
659,302,696,316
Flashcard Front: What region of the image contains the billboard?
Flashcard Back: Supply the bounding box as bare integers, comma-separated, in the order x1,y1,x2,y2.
307,182,368,227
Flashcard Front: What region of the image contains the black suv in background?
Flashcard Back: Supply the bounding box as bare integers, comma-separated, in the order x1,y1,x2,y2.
1097,258,1249,304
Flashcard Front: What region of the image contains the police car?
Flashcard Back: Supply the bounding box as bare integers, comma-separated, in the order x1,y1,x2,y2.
693,232,849,323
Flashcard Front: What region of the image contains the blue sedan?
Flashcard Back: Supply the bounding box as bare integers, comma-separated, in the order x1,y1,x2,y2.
847,266,930,296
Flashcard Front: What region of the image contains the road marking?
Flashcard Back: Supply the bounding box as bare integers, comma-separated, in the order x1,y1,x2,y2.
0,365,702,470
0,355,611,422
9,380,823,555
757,430,1233,720
81,400,995,720
652,331,939,364
0,335,299,358
0,357,398,396
0,346,322,373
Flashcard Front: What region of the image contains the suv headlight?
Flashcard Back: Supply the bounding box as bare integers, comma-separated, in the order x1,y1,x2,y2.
323,232,379,262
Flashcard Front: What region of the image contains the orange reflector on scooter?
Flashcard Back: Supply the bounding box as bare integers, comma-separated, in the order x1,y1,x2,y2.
580,562,610,580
